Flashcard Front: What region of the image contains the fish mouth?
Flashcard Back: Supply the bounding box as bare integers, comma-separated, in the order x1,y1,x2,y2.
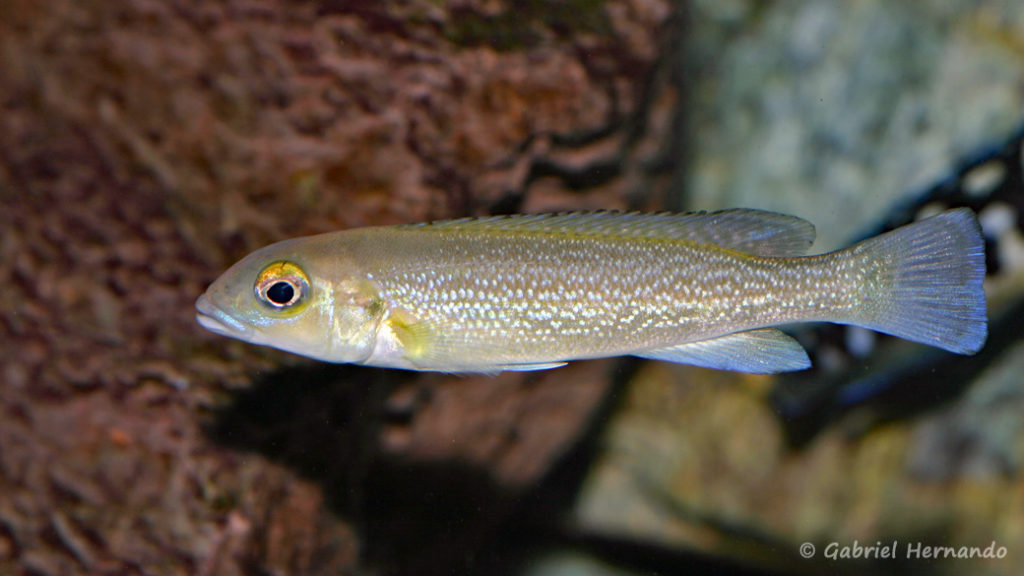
195,294,252,338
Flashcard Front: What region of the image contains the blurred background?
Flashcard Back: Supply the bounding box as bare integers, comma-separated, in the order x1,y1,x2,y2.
2,1,1024,575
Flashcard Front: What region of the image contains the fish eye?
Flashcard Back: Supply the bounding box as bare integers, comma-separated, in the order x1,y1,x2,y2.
266,280,297,305
255,261,309,309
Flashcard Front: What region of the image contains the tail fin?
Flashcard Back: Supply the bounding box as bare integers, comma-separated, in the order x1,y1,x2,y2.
854,208,987,354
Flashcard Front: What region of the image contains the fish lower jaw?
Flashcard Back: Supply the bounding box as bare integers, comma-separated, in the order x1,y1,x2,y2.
195,294,254,339
196,311,241,337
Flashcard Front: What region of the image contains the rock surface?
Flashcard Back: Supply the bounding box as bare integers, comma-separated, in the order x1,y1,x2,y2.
3,0,1024,575
569,2,1024,576
684,0,1024,250
0,1,673,574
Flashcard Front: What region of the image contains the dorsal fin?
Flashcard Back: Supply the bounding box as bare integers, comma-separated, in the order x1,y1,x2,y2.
401,209,815,257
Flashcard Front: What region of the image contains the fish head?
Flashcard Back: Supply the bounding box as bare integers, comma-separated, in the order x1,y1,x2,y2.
196,234,384,363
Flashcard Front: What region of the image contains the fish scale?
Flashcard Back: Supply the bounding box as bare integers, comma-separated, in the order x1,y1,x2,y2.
196,209,987,373
335,227,893,363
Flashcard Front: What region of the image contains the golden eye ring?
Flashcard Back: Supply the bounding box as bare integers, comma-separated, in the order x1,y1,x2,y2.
255,261,310,309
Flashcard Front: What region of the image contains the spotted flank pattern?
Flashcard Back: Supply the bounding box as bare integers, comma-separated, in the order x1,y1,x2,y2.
197,208,987,373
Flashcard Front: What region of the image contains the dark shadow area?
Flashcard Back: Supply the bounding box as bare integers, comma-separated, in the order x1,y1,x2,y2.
204,356,821,575
204,359,625,576
360,459,526,576
204,364,517,575
203,364,394,510
201,362,574,574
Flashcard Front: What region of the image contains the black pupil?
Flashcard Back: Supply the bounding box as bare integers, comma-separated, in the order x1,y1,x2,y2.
266,281,295,305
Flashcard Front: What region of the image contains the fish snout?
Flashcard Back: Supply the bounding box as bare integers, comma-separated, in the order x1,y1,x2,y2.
195,294,252,338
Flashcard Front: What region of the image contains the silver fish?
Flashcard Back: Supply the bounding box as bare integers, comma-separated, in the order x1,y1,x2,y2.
195,208,987,373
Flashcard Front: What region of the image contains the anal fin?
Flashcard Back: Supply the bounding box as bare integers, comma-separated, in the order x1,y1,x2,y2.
634,328,810,374
495,362,567,372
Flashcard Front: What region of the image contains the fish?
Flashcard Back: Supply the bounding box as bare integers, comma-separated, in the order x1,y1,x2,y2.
195,208,987,374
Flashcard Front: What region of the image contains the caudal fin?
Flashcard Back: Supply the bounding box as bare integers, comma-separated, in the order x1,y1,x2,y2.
854,208,987,354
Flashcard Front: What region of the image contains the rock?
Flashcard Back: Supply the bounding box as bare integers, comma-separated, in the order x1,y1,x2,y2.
0,1,673,574
574,359,1024,575
683,0,1024,250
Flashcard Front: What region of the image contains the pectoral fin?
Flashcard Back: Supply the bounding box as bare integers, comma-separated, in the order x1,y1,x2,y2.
389,307,435,361
388,308,567,372
634,329,810,374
